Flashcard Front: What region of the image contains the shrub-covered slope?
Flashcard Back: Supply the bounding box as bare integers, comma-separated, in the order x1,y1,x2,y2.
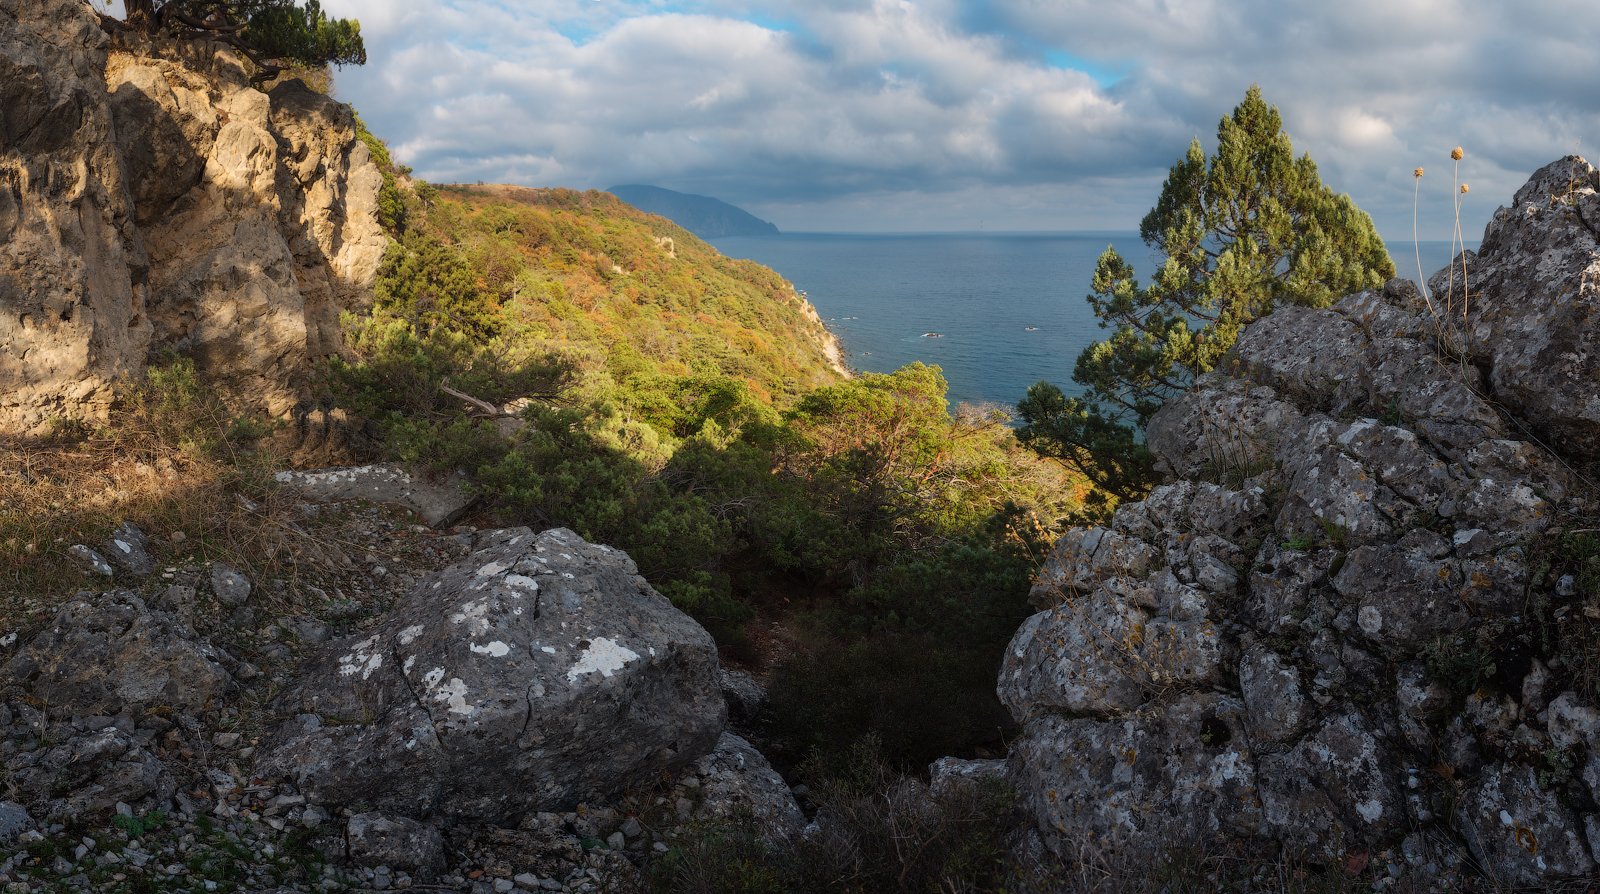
404,183,842,410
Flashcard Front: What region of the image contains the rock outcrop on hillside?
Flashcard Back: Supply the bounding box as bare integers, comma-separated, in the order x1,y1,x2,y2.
998,158,1600,888
0,0,384,434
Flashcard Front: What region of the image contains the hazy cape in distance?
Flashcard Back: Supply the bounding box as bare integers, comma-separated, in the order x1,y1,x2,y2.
607,184,780,238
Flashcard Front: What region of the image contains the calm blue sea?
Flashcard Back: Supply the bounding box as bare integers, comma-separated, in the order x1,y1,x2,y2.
711,233,1467,409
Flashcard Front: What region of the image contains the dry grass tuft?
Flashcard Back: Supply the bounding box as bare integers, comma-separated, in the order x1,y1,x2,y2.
0,358,322,630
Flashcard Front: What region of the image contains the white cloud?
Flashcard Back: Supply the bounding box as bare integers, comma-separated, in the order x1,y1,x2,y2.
316,0,1600,237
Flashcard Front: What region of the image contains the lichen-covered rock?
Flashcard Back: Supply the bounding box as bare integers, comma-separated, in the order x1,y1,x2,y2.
928,756,1007,800
1238,645,1306,744
0,801,33,843
0,590,232,715
9,725,175,823
1456,765,1595,887
0,2,384,433
1006,694,1259,858
256,527,725,823
209,561,251,606
1546,691,1600,800
1439,156,1600,460
102,521,154,576
1256,712,1405,854
273,463,476,528
993,160,1600,888
717,667,766,722
675,732,804,842
345,812,445,874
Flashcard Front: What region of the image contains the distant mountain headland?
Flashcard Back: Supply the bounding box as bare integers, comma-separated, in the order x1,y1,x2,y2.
606,184,780,238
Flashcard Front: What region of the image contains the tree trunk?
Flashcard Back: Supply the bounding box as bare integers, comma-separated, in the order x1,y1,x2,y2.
125,0,159,33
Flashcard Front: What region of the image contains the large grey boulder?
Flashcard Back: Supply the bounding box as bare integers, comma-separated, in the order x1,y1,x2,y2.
1,591,233,715
256,527,725,823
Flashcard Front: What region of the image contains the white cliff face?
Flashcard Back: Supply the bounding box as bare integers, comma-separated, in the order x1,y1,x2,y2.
0,0,386,433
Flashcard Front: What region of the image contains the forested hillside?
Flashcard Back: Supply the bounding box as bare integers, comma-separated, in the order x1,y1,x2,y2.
333,169,1088,770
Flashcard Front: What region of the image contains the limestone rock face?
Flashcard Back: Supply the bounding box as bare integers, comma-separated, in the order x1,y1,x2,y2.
998,161,1600,888
256,528,726,824
0,1,385,433
0,0,148,431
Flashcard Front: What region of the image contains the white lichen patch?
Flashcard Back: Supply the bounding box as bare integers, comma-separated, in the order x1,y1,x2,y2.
338,635,384,680
422,667,445,689
476,560,511,577
470,640,511,658
434,677,474,714
113,539,132,554
1356,798,1384,823
505,574,539,592
565,637,640,683
398,624,425,645
403,655,416,674
449,599,492,636
541,646,557,654
1357,605,1383,637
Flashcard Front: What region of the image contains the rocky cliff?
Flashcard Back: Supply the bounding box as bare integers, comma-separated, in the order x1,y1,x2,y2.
0,0,386,435
998,157,1600,888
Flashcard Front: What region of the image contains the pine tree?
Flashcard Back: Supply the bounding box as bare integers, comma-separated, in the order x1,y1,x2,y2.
1018,86,1393,501
122,0,365,83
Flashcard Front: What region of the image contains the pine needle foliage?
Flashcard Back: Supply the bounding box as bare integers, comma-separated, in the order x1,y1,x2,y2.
1019,86,1393,501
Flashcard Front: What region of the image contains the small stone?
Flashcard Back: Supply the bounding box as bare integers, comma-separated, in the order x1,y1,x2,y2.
103,522,155,576
514,873,541,889
68,544,114,577
621,817,641,838
210,563,252,606
493,879,515,893
652,841,668,853
302,806,328,828
213,732,241,748
606,831,624,850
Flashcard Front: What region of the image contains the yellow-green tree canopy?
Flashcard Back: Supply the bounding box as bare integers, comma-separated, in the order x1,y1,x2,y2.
1019,86,1393,500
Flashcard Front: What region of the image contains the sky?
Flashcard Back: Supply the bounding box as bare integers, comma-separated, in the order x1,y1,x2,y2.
304,0,1600,240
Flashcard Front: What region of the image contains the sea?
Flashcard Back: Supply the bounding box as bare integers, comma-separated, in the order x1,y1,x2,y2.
710,233,1469,410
